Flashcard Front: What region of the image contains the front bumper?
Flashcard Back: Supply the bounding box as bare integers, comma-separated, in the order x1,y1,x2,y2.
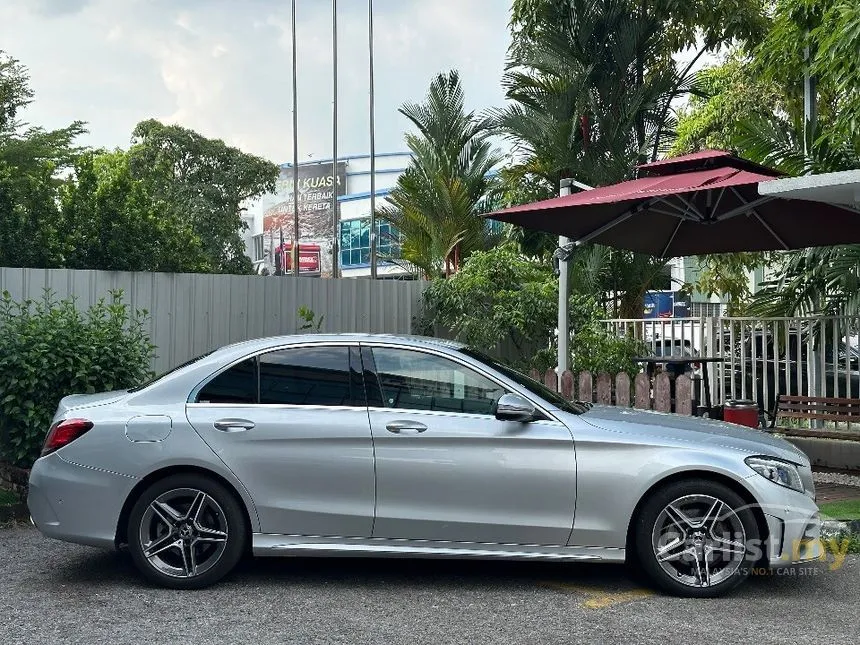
744,473,823,566
28,452,138,549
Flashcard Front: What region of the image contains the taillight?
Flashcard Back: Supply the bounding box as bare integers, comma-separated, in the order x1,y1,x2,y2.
41,418,94,457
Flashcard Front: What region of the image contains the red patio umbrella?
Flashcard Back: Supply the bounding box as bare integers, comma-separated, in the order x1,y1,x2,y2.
485,150,860,257
484,150,860,379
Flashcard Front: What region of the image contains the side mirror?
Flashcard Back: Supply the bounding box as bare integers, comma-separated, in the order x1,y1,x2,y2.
495,393,536,422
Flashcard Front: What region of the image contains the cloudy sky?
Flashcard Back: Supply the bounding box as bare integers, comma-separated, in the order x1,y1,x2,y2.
0,0,512,164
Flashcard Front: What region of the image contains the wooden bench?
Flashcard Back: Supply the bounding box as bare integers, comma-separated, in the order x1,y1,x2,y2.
770,395,860,441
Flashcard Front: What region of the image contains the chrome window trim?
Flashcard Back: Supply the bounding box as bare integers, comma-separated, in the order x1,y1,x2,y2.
186,402,370,413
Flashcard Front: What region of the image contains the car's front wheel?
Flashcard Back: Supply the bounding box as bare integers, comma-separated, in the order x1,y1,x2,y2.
127,474,247,589
634,479,760,598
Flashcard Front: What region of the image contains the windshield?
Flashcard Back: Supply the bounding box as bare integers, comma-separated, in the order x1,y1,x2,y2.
128,351,214,393
459,348,590,415
653,341,697,357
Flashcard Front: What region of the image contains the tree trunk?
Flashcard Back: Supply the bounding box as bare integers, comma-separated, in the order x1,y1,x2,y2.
635,0,646,166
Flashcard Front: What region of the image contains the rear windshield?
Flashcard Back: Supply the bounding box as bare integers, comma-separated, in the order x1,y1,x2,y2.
128,351,214,393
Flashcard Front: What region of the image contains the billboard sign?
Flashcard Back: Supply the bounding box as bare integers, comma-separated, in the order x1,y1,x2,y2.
263,162,347,240
644,290,690,318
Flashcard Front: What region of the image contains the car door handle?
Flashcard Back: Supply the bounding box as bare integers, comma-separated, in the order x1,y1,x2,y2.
213,418,255,432
385,420,427,434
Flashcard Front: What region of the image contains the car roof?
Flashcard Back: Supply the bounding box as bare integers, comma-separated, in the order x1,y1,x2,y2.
218,333,466,354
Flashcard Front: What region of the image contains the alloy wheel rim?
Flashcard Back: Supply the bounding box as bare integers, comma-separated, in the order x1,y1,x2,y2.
139,488,229,579
651,494,747,588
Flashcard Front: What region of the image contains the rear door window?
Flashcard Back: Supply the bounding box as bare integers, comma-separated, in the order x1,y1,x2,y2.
259,346,354,406
196,358,257,404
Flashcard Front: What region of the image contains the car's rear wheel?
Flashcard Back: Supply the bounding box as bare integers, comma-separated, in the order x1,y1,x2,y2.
634,479,759,598
127,474,246,589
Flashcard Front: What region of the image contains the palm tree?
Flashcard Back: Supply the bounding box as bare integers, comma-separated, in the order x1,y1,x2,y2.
736,115,860,317
498,0,702,186
493,0,683,316
379,71,502,278
748,247,860,318
725,0,860,317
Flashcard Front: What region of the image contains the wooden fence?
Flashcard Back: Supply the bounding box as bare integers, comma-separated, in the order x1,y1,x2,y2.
529,369,694,415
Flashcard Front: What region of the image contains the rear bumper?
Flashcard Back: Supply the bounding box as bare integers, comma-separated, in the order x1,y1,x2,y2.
27,453,138,549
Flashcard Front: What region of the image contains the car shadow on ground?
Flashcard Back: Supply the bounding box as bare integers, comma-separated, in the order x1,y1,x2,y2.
43,541,842,600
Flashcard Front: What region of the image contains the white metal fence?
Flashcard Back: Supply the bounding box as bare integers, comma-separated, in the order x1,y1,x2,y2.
1,268,427,374
604,316,860,418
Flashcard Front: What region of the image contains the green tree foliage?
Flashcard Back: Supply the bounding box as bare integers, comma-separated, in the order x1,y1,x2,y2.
0,290,155,468
0,51,87,173
687,252,777,315
0,161,64,267
421,244,568,367
379,71,502,278
499,0,681,183
0,51,86,267
505,0,768,169
570,323,646,377
673,1,860,315
749,247,860,317
421,244,646,373
495,0,760,317
568,245,671,318
671,53,784,155
128,119,279,275
0,53,31,134
58,151,209,272
727,0,860,174
1,51,279,275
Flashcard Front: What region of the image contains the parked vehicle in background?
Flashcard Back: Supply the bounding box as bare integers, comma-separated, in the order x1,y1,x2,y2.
646,338,701,379
725,330,860,421
29,334,821,597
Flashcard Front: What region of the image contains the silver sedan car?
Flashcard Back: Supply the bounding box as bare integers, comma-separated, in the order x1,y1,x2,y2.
28,334,822,596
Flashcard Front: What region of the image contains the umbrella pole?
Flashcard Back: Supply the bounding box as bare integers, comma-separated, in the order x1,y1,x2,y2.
557,179,573,387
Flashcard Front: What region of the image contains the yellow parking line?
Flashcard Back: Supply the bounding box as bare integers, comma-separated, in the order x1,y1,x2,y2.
538,582,656,609
581,589,654,609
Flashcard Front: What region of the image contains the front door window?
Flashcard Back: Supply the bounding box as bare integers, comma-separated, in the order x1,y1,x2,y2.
369,347,505,415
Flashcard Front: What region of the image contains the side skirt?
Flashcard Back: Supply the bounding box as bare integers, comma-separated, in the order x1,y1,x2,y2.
252,534,625,562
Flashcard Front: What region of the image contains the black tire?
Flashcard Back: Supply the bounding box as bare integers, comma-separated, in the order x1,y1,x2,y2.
633,478,759,598
127,473,247,589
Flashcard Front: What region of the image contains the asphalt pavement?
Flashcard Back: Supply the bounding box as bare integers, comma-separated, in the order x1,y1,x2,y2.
1,525,857,645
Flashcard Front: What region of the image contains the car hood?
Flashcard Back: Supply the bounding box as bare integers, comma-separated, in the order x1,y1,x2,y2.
579,405,809,464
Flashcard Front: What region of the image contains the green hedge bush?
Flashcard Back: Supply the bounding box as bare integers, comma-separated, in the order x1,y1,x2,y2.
0,290,155,468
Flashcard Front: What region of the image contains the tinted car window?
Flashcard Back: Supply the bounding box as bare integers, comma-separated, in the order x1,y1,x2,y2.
459,348,589,415
196,358,257,404
260,347,353,406
370,347,505,415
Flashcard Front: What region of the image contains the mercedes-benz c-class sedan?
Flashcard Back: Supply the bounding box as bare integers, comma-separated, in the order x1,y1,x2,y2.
28,334,822,596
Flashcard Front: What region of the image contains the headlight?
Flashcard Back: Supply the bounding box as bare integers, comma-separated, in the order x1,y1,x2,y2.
745,456,804,493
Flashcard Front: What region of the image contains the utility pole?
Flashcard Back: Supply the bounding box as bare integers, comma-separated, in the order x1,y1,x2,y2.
368,0,377,279
803,38,820,402
330,0,339,279
291,0,300,276
557,179,573,381
555,178,594,384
